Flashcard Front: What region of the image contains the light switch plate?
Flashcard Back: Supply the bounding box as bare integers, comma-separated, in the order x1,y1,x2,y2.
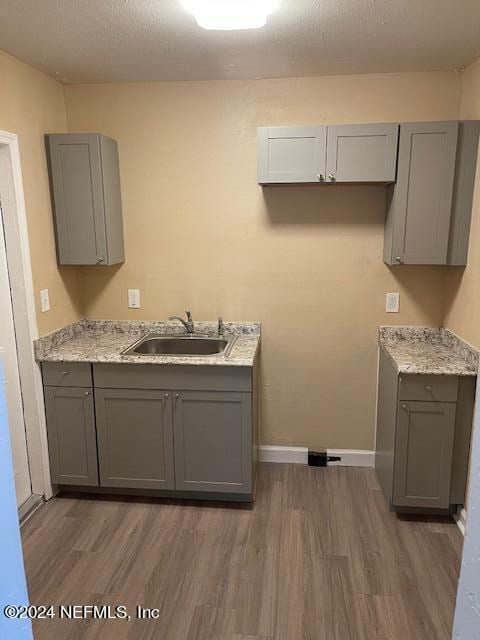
40,289,50,313
386,292,400,313
128,289,140,309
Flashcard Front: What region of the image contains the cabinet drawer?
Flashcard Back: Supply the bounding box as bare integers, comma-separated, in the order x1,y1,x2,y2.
42,361,92,388
93,363,251,392
398,374,458,402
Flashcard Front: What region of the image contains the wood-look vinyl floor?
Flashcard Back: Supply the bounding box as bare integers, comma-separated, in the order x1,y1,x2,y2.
21,464,463,640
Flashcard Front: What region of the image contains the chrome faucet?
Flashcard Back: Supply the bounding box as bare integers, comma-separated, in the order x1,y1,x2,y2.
169,310,195,334
218,316,224,336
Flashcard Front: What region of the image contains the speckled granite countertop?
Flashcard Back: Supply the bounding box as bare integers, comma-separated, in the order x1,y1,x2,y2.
379,326,478,376
34,320,260,367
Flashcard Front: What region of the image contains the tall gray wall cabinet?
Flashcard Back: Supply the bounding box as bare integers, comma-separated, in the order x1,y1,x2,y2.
45,133,125,266
375,350,475,513
257,123,399,184
384,121,480,266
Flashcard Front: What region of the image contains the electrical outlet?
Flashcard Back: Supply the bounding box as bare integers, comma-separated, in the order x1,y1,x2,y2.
386,292,400,313
40,289,50,313
128,289,140,309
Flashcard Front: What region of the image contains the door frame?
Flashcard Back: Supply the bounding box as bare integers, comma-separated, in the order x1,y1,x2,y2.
0,130,52,500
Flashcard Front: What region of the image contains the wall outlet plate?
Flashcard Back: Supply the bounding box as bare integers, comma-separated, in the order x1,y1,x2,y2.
128,289,140,309
386,292,400,313
40,289,50,313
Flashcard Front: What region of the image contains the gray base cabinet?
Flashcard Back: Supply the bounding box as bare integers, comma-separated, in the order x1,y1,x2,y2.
375,350,474,512
44,386,98,486
95,389,175,490
173,391,252,493
394,401,456,509
42,361,258,501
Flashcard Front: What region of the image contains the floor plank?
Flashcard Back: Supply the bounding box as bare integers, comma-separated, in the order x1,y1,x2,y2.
21,464,463,640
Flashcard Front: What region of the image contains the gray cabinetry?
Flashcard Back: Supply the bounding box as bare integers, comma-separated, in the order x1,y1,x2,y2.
42,362,258,500
326,124,399,182
384,122,458,265
384,121,480,266
257,126,327,184
448,121,480,265
95,388,175,490
45,133,125,266
393,401,456,509
173,391,252,494
258,120,479,266
44,386,98,486
375,349,474,513
258,123,398,184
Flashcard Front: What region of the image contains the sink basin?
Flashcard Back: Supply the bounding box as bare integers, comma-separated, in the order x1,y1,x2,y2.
122,334,236,357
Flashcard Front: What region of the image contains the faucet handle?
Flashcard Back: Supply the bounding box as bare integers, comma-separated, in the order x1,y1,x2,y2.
218,316,224,335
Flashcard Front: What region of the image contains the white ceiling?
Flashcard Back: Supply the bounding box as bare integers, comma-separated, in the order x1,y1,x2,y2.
0,0,480,83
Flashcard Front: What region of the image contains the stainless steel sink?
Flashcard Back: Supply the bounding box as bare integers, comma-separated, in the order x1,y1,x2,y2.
122,333,236,357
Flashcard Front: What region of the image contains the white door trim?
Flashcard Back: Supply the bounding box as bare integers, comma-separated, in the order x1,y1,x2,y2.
0,129,52,500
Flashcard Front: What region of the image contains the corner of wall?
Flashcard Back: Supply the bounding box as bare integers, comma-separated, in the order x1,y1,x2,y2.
442,55,480,349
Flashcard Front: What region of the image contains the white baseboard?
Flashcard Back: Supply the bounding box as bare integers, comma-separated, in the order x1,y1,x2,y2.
260,446,308,464
327,449,375,468
18,494,43,526
259,446,375,468
453,507,467,536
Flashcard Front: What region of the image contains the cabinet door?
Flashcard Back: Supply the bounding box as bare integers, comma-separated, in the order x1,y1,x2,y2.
44,386,98,486
326,124,398,182
257,126,327,184
46,133,107,266
387,122,459,265
393,401,456,509
173,391,252,494
95,389,174,490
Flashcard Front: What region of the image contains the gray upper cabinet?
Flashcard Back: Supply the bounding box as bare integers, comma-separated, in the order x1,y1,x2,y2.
384,121,480,266
384,121,458,265
393,401,456,509
258,123,399,185
257,126,327,184
326,124,399,182
447,121,480,265
259,120,478,266
173,391,252,494
44,386,98,486
95,388,175,490
45,133,125,266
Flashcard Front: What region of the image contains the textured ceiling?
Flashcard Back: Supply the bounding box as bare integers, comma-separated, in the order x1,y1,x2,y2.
0,0,479,83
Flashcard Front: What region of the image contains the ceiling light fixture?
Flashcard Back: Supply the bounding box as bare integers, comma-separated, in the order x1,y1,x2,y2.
181,0,279,31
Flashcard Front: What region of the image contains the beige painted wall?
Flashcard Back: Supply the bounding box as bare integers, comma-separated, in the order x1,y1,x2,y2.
445,58,480,348
64,72,462,450
0,49,81,335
